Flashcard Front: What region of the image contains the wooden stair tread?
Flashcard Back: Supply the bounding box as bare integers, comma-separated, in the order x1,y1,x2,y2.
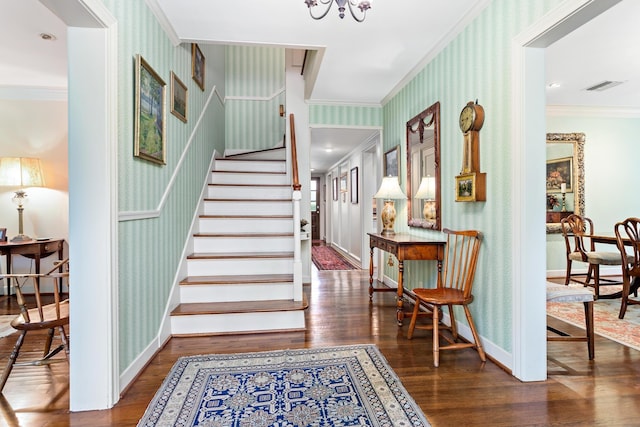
171,298,308,316
187,252,294,259
180,274,293,285
194,232,293,238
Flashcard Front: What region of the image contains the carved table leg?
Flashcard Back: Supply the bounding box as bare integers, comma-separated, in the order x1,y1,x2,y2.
397,260,404,325
369,247,374,300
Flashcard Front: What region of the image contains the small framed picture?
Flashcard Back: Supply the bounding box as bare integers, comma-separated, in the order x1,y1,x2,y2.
384,145,399,177
350,167,358,204
170,72,188,123
0,228,6,242
455,172,486,202
192,43,205,91
333,177,338,201
134,54,166,165
546,156,573,193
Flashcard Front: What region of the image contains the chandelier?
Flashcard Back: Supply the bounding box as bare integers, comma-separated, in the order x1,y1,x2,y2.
304,0,372,22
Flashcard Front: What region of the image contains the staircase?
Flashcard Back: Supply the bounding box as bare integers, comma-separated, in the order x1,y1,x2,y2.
170,148,308,335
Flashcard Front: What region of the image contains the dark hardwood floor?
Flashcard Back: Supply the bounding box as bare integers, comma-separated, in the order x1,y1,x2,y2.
0,269,639,426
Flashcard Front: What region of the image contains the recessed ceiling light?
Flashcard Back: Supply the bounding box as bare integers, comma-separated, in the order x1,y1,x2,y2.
39,33,57,41
547,82,561,88
325,148,333,153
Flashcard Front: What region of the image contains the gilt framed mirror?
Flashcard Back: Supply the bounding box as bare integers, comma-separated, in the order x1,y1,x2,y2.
546,132,585,233
407,102,441,230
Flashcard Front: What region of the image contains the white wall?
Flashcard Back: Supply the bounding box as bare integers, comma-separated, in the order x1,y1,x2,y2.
546,110,640,274
0,96,69,276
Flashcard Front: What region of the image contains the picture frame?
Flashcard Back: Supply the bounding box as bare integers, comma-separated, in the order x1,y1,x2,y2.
170,71,188,123
192,43,205,91
333,177,338,201
455,172,486,202
0,228,6,242
546,156,573,193
384,145,399,177
350,167,358,204
134,54,166,165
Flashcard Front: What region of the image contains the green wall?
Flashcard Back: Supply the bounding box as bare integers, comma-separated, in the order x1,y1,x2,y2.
382,0,563,351
103,0,226,372
225,46,285,152
309,104,382,127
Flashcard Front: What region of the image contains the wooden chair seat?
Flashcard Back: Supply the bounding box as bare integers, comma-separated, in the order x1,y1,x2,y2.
568,251,622,265
11,299,69,331
412,287,471,305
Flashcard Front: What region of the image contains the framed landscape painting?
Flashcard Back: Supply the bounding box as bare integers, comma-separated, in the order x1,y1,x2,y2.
384,145,399,177
170,71,187,123
192,43,205,91
134,54,166,165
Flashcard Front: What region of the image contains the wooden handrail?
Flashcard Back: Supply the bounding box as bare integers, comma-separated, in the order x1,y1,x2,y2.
289,113,301,191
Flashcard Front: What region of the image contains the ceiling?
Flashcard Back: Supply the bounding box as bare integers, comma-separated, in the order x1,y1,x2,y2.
2,0,639,172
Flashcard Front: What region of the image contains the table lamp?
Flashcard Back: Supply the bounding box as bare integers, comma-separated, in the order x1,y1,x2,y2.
414,175,436,220
374,176,406,235
0,157,45,242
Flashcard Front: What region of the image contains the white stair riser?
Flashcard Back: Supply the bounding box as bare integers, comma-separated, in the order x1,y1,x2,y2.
215,160,285,173
211,173,288,186
208,185,291,199
187,258,293,276
204,200,292,216
194,236,294,253
180,282,294,303
199,217,293,233
171,311,305,335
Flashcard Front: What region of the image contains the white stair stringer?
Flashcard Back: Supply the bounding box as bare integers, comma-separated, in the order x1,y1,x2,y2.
171,150,307,336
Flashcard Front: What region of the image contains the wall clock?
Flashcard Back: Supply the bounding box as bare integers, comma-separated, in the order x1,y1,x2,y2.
456,100,486,202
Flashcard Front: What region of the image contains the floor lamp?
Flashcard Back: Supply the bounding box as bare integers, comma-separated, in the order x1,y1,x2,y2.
0,157,45,242
374,176,406,236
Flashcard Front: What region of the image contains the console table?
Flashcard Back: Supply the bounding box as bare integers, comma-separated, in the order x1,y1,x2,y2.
0,238,65,296
368,233,446,325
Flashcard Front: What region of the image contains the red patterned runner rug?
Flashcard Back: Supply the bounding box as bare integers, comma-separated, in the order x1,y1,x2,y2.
311,246,358,270
547,284,640,351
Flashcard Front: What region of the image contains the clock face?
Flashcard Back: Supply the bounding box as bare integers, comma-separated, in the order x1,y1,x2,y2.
459,105,475,133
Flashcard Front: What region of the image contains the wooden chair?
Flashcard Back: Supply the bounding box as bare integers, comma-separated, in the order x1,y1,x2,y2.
615,218,640,319
0,259,69,393
407,229,486,367
546,282,594,359
561,214,622,298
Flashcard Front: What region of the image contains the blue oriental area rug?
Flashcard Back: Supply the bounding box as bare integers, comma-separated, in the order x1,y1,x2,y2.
138,344,430,426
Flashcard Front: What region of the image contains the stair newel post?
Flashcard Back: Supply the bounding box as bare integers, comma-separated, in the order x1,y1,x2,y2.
292,190,303,301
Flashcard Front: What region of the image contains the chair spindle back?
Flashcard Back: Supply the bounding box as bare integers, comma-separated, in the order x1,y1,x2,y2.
440,229,482,299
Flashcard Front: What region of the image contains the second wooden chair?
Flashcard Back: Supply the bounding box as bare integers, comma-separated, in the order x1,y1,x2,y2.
407,229,486,367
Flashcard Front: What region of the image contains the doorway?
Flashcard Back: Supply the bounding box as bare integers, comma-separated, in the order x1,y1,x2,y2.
311,177,320,241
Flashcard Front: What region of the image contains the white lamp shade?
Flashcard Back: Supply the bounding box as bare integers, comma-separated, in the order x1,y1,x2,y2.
414,176,436,200
374,176,406,200
0,157,45,187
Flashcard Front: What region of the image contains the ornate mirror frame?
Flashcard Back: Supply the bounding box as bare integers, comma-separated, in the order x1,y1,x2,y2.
407,102,441,230
546,132,585,233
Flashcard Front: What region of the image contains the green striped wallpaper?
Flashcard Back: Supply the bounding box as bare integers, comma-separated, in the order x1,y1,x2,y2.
103,0,225,372
309,104,382,127
382,0,562,351
225,46,285,152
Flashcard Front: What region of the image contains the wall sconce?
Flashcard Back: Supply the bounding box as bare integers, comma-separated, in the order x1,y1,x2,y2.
373,176,406,236
414,175,436,221
0,157,45,242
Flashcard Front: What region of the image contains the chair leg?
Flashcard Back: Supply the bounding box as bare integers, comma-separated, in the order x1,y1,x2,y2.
619,279,631,319
43,328,54,357
0,331,27,393
564,260,572,285
593,265,600,299
463,306,486,363
448,304,458,340
407,298,421,339
583,301,594,360
432,304,440,367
